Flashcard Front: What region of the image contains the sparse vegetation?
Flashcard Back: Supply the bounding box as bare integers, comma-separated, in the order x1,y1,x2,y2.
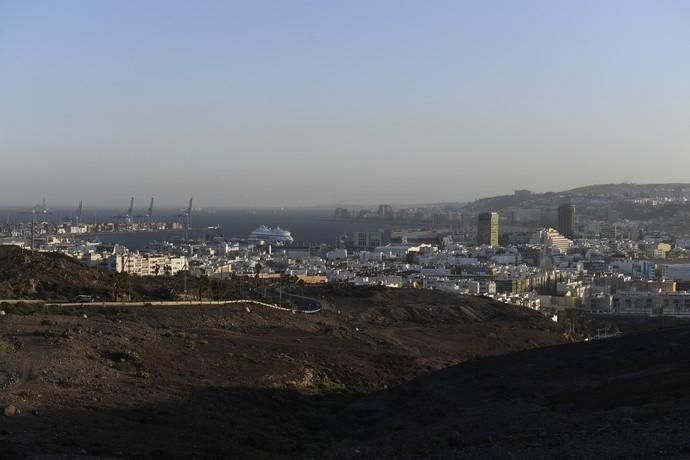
109,350,141,363
0,246,254,302
0,288,611,459
2,302,65,316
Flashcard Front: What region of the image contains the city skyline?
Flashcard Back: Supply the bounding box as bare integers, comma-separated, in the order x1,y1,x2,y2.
2,2,690,456
2,1,690,206
1,181,688,210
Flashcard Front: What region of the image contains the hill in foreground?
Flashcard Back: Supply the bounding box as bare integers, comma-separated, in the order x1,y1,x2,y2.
0,299,685,459
330,325,690,459
0,246,111,300
0,290,571,458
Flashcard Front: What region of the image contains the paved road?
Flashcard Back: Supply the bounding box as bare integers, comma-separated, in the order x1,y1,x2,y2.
255,286,323,312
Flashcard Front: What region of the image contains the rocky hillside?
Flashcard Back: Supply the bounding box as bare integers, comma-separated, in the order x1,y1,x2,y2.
0,246,243,302
0,246,111,300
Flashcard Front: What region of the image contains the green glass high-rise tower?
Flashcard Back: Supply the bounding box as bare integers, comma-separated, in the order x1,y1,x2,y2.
477,212,499,246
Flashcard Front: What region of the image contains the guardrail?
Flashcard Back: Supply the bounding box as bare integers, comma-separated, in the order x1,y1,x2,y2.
0,299,321,314
222,299,321,314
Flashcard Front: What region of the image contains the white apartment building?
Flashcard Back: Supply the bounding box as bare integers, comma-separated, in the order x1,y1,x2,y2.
531,228,573,252
113,251,187,276
612,290,690,316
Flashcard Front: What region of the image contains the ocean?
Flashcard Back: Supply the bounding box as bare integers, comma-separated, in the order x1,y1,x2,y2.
1,206,396,249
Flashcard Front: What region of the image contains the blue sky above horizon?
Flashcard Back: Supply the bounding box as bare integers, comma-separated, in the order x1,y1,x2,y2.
1,1,689,207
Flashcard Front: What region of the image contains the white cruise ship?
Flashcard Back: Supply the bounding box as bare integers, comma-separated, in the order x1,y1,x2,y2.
248,225,294,245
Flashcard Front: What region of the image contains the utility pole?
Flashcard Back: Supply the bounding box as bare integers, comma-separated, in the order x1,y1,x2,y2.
183,265,188,301
30,210,35,252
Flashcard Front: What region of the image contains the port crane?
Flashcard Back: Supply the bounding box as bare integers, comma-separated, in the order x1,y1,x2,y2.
20,199,52,251
133,197,155,230
113,197,135,231
147,197,154,230
177,197,193,240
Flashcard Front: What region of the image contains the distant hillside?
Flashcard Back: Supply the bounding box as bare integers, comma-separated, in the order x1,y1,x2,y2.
463,191,554,212
562,182,690,197
463,182,690,213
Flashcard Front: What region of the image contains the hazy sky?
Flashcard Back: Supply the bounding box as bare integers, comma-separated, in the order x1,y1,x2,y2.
1,1,689,207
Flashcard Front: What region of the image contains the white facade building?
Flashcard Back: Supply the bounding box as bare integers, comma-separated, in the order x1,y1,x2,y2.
113,250,187,276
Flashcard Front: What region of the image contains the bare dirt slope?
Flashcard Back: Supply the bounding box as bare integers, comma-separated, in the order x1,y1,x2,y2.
0,291,569,459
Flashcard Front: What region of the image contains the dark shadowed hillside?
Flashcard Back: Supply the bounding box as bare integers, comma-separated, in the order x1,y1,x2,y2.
329,325,690,459
0,246,112,300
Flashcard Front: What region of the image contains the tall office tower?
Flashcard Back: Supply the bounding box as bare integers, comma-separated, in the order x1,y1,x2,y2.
477,212,499,246
377,204,394,219
557,203,576,239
